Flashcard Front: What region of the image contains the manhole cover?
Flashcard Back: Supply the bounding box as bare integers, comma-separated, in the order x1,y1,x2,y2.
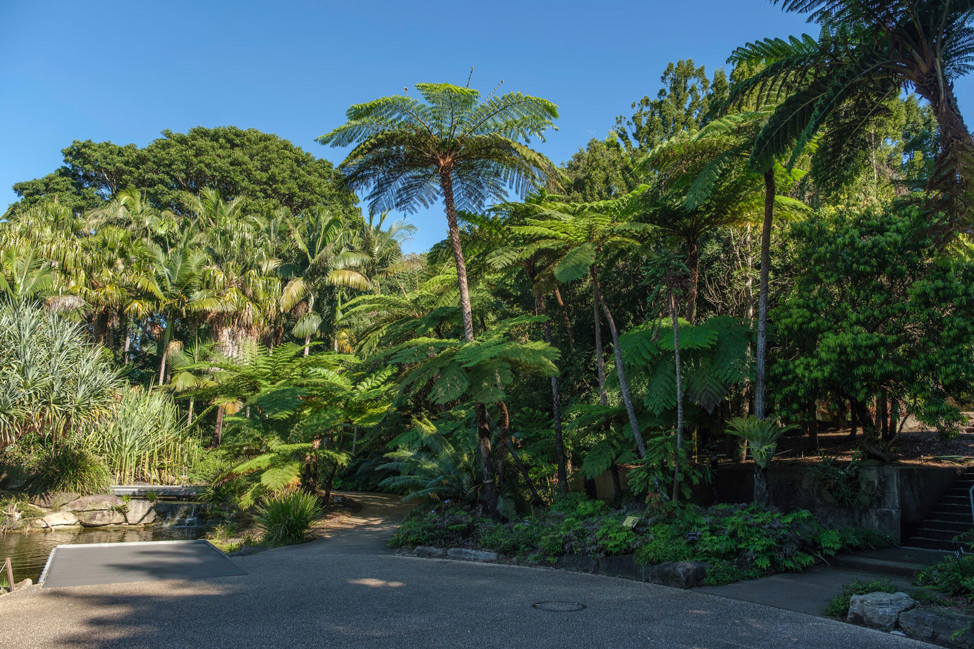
531,600,586,612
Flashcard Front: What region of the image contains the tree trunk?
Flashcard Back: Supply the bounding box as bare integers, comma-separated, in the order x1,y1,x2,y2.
592,283,608,407
124,327,132,365
303,334,311,357
506,438,544,506
686,237,700,324
213,405,225,447
879,391,889,439
917,79,974,217
157,319,173,387
610,463,623,503
755,169,775,420
439,169,496,515
536,291,568,494
753,465,769,507
187,398,194,427
849,397,858,439
494,401,511,496
552,286,575,351
671,290,684,502
592,267,646,458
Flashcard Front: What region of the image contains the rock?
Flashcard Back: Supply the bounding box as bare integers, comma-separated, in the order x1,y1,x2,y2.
30,492,80,510
414,546,446,558
15,578,32,589
556,555,599,573
37,511,80,529
64,494,124,512
898,607,974,648
598,554,637,578
124,500,157,525
76,510,127,527
446,548,498,562
641,561,710,589
847,592,916,632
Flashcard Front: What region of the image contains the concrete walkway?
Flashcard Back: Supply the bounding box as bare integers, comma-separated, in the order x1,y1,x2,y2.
0,493,933,649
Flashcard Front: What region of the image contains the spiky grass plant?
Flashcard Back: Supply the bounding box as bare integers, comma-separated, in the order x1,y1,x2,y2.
86,387,201,485
255,491,321,546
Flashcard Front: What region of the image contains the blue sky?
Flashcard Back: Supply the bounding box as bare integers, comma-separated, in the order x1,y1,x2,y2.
1,1,971,253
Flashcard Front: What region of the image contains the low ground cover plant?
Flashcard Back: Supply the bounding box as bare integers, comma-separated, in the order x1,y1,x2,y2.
255,490,321,546
389,497,890,585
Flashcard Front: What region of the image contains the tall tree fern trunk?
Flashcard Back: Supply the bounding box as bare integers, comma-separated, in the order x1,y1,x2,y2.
536,291,568,494
592,283,608,406
553,286,575,351
917,80,974,217
157,319,173,387
439,169,497,515
592,267,646,458
755,169,775,420
686,237,700,324
671,290,684,502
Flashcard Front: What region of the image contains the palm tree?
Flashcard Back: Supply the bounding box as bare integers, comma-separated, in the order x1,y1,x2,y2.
131,233,223,386
729,1,974,219
318,82,559,514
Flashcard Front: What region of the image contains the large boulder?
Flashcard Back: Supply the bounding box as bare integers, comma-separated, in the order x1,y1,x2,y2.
30,492,80,510
641,561,710,589
898,607,974,648
847,592,916,631
37,511,80,529
63,495,125,512
124,500,157,525
446,548,498,562
76,510,127,527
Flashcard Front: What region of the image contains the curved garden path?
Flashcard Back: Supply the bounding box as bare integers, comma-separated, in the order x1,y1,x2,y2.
0,492,930,649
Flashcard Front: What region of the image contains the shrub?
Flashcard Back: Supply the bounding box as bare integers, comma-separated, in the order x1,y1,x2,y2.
825,579,897,618
255,491,321,546
917,555,974,598
34,444,111,495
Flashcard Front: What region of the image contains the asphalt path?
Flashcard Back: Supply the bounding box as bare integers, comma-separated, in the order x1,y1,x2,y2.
0,493,930,649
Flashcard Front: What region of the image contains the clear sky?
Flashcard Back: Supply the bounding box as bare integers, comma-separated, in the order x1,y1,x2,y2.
2,1,971,253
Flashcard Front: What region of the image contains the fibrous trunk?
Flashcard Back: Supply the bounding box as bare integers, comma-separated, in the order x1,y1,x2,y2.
755,169,775,420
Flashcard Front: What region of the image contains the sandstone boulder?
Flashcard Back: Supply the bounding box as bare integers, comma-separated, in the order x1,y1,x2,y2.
898,607,974,649
446,548,498,562
37,511,80,529
847,592,916,631
414,546,446,558
64,494,124,512
642,561,710,589
30,492,80,510
124,500,157,525
76,510,126,527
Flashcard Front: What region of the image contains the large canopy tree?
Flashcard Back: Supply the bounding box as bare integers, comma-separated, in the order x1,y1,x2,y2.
318,82,558,515
729,0,974,220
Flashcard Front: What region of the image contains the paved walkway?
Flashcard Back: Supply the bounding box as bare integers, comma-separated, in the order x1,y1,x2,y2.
0,493,932,649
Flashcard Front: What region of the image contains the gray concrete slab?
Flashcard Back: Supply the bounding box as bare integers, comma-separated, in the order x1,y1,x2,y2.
41,540,246,588
697,566,915,616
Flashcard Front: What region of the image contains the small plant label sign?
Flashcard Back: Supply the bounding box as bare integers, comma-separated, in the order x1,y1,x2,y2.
623,516,640,529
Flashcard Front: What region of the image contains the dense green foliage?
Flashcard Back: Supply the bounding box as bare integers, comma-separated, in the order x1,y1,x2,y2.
917,555,974,599
255,491,322,545
2,1,972,560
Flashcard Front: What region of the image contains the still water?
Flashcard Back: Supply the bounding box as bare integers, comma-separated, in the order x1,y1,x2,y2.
0,526,209,584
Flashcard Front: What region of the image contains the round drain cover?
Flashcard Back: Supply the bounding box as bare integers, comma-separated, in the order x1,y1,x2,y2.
532,600,586,612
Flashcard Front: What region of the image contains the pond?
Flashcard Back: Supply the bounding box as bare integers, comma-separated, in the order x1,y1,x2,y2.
0,525,211,584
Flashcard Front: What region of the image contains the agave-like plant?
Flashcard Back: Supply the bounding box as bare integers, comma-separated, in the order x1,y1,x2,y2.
725,415,795,506
0,301,120,450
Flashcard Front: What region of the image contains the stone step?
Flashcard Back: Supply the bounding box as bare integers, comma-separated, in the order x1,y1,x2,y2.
930,502,972,513
911,527,967,542
926,512,974,526
904,537,963,552
921,519,974,532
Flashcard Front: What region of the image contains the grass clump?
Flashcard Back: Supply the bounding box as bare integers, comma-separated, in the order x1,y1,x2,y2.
825,579,897,617
33,444,112,495
255,491,321,546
